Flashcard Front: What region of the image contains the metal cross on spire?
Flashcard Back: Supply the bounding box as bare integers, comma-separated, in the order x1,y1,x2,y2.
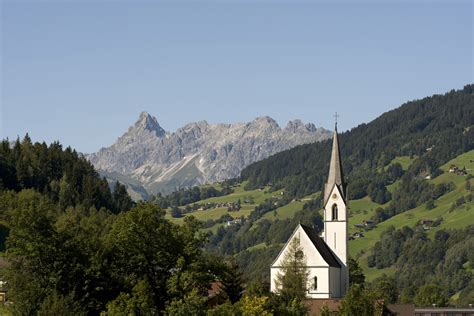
334,112,340,130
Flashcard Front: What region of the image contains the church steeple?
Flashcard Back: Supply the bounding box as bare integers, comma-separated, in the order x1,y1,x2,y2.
324,124,346,204
322,117,349,296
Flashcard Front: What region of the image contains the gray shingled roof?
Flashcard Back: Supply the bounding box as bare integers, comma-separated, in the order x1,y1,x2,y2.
300,224,341,268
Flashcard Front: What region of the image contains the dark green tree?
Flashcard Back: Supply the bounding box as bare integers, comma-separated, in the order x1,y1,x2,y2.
113,181,133,212
370,275,398,304
220,259,244,304
414,284,448,307
348,257,365,286
5,190,62,315
339,284,377,316
38,292,86,316
107,205,212,310
170,206,182,218
58,174,75,210
103,279,157,315
164,289,208,316
425,199,435,210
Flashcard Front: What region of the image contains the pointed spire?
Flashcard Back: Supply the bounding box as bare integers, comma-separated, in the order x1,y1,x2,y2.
324,123,345,204
334,112,340,131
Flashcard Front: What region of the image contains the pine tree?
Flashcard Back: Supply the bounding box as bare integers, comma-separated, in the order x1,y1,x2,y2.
275,237,309,300
113,181,133,212
220,259,243,304
348,257,365,286
59,174,75,210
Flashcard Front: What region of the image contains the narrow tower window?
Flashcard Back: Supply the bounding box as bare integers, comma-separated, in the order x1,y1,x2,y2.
332,204,338,220
313,276,318,290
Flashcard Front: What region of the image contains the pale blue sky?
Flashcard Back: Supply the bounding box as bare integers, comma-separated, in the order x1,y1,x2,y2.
1,1,472,153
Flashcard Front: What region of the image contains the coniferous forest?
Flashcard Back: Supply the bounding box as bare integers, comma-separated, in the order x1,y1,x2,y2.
241,85,473,199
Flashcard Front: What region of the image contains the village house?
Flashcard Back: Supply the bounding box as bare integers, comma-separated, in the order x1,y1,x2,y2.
363,220,375,228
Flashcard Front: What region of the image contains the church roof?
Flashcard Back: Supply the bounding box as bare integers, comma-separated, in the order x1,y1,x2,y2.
324,127,346,204
300,224,341,268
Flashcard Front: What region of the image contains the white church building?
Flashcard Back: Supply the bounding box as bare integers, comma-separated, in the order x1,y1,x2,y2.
270,125,349,299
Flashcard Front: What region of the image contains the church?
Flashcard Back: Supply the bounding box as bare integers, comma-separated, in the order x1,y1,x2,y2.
270,125,349,299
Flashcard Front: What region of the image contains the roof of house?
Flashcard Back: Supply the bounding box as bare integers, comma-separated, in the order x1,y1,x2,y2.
300,224,341,268
208,281,222,298
304,298,342,313
385,304,415,315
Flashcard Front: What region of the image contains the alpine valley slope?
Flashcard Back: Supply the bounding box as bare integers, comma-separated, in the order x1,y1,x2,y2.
87,112,331,198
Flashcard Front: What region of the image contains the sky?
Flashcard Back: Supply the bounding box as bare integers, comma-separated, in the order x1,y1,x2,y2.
1,0,472,153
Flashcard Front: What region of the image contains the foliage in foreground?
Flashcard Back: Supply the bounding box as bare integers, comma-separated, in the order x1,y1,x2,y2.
2,189,469,314
275,237,310,301
1,190,221,314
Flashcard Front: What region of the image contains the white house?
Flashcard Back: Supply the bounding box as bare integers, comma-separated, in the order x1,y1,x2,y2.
270,124,349,298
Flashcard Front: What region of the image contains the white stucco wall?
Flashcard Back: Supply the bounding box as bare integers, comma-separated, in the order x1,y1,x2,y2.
323,185,348,266
307,267,330,298
272,226,329,267
271,265,343,298
270,225,343,298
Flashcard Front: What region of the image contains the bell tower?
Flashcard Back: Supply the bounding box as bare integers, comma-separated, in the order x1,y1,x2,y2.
323,116,348,295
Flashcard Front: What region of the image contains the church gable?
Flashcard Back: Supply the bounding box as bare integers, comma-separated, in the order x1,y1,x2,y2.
271,224,340,268
324,184,347,222
324,182,346,207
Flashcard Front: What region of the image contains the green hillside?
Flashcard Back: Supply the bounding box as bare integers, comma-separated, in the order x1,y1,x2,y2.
166,152,472,260
163,149,473,304
164,182,279,222
348,151,473,279
350,153,472,247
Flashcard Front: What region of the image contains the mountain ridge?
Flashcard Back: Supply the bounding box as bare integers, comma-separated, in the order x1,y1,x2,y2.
87,113,332,197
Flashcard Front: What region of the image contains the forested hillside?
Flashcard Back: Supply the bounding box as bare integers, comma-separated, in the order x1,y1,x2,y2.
0,135,133,213
241,85,473,198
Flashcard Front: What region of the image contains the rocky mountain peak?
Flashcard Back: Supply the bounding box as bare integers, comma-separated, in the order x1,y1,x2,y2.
132,111,166,137
284,119,318,133
285,119,304,131
305,123,317,132
249,116,280,129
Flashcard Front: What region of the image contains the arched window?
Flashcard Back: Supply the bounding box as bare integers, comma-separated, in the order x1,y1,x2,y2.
332,204,338,220
313,276,318,290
